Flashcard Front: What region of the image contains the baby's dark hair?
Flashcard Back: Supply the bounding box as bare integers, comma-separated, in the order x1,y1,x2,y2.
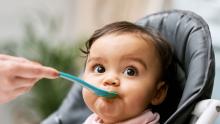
81,21,174,84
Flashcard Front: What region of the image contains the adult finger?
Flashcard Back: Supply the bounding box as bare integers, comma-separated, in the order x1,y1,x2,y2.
0,55,29,63
11,77,39,89
0,55,42,66
0,54,18,60
14,64,59,79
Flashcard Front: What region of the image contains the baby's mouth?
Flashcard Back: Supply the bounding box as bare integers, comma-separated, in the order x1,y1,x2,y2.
101,91,121,100
103,89,119,96
97,86,121,98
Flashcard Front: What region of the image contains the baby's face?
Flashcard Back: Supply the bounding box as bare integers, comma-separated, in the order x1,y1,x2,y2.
83,34,163,123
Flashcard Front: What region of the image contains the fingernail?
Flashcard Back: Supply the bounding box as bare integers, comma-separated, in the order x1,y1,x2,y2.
54,72,59,77
51,70,59,78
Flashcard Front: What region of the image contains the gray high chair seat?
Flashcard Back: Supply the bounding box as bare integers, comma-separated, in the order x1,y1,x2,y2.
42,10,216,124
136,10,216,123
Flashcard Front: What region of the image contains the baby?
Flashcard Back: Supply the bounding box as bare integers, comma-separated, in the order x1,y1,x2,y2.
81,21,174,124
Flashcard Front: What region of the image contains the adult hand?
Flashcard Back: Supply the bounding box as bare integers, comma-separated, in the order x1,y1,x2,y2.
0,54,59,104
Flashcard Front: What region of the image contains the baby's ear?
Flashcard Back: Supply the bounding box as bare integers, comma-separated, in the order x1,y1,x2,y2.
151,81,168,105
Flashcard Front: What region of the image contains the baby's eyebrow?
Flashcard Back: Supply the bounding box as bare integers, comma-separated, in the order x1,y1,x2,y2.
87,57,106,63
122,57,147,69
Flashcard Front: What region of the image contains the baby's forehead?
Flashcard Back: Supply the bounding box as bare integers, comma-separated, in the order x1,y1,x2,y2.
95,33,155,47
97,32,154,46
105,31,154,41
91,34,160,60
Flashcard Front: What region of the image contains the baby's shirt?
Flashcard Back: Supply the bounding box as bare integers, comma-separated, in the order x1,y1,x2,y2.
83,109,160,124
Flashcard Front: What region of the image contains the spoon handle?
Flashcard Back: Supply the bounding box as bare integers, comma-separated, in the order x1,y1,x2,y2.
59,72,117,98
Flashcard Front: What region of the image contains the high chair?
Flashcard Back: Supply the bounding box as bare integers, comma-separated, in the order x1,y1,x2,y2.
42,10,220,124
136,9,219,124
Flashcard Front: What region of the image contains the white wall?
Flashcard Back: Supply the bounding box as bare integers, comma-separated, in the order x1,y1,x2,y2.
0,0,166,43
0,0,75,42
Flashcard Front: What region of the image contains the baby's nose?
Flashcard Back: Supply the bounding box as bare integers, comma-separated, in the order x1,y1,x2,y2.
103,78,120,87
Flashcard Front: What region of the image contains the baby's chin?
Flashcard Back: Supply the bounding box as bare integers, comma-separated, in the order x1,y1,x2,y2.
94,97,124,122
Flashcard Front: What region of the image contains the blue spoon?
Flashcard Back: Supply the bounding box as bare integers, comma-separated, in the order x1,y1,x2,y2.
59,72,118,98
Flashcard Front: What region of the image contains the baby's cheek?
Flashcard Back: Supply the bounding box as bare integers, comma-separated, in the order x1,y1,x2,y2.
122,86,152,109
82,88,97,111
82,88,91,102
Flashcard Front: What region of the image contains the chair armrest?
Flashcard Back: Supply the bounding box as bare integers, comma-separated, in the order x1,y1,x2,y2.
191,99,220,124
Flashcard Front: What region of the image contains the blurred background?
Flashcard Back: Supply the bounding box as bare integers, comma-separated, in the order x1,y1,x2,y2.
0,0,219,123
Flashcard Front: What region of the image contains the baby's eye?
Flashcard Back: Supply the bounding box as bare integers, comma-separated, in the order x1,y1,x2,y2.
94,64,105,73
124,67,137,76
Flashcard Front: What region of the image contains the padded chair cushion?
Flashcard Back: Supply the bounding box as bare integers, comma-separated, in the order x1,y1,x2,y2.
136,10,215,124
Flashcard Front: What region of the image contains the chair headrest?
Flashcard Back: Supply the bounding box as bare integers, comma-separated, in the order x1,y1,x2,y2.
136,10,215,123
